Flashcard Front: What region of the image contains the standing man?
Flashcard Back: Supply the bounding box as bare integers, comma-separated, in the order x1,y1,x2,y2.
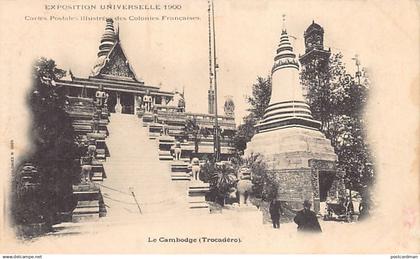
269,199,283,229
294,199,322,233
344,197,354,222
358,199,370,221
152,106,158,123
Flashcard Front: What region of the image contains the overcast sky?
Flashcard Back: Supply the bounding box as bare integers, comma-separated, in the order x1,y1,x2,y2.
1,0,418,152
2,0,393,123
58,0,369,123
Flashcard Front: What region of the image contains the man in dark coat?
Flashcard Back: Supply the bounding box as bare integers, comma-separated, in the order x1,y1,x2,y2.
269,200,283,229
358,200,370,221
293,200,322,233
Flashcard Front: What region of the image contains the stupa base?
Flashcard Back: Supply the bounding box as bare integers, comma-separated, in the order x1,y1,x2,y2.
245,126,343,213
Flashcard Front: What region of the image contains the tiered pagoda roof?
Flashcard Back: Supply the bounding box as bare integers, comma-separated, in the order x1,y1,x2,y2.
91,18,140,82
57,18,173,98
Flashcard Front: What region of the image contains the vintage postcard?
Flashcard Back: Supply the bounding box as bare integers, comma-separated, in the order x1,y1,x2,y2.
0,0,418,255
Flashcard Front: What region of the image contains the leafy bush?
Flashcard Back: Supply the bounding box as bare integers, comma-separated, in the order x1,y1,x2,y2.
11,58,80,229
183,116,211,154
201,160,237,205
231,153,278,201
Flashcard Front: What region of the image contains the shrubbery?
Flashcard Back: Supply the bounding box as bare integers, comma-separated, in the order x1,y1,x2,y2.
11,58,81,231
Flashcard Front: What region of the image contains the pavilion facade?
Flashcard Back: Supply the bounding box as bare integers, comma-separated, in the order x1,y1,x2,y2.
59,18,237,159
57,18,175,115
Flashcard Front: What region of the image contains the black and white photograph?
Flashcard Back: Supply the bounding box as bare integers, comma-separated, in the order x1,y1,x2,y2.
0,0,418,256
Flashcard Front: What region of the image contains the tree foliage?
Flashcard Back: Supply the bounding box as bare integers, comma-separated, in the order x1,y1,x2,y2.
12,163,44,226
184,116,212,154
300,53,346,133
233,50,374,210
231,153,277,201
234,76,271,153
246,76,272,120
200,160,237,205
233,114,257,152
300,53,374,201
12,58,80,227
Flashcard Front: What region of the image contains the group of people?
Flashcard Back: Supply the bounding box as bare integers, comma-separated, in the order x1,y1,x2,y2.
269,199,322,233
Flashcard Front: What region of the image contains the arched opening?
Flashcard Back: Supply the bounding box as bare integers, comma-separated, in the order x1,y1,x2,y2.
319,171,335,202
107,91,117,113
120,92,134,114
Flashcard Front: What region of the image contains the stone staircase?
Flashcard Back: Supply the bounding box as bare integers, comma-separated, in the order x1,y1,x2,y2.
188,181,210,209
66,96,110,222
101,113,190,218
91,163,106,182
170,161,191,181
141,112,154,127
72,183,106,222
139,113,210,213
158,135,175,161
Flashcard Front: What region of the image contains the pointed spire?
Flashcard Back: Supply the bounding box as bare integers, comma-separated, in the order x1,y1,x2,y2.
97,18,116,58
282,14,286,32
255,20,320,132
115,23,120,41
272,25,299,73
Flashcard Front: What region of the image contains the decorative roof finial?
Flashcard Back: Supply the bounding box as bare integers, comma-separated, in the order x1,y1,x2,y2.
115,23,120,41
352,54,362,85
97,18,116,58
273,16,299,73
352,54,361,67
282,14,286,31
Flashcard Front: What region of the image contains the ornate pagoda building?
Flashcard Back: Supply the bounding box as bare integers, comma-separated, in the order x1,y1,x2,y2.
57,18,174,114
245,23,339,212
59,18,237,160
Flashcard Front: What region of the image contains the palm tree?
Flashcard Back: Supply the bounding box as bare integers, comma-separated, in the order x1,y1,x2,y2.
208,162,237,205
184,116,211,154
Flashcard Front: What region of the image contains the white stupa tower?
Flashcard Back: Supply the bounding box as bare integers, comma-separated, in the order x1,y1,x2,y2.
245,20,339,212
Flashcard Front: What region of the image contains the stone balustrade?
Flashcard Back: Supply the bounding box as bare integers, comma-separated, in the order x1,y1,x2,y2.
188,181,210,210
65,95,110,221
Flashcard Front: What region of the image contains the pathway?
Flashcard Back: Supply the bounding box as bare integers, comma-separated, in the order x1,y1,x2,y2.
1,113,368,253
101,113,189,220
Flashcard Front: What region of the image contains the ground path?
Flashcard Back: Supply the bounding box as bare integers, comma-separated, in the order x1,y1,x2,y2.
101,113,189,218
1,114,368,253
